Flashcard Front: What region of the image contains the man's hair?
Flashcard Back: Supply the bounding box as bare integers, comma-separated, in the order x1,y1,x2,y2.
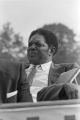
28,28,58,54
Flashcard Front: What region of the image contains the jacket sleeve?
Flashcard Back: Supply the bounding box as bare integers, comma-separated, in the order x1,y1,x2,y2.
37,83,80,101
37,84,63,101
17,63,33,102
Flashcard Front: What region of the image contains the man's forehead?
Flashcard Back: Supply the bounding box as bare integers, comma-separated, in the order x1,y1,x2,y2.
29,34,46,43
30,34,44,39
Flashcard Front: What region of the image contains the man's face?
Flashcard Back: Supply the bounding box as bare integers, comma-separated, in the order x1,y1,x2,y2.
27,34,51,65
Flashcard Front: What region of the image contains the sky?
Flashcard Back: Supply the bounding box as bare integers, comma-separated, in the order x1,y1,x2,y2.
0,0,80,44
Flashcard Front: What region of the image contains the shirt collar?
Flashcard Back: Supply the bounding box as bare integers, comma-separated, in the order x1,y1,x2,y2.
29,61,53,71
28,64,35,70
40,61,52,71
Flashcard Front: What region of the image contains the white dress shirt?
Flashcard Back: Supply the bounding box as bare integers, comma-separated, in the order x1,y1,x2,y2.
26,61,52,102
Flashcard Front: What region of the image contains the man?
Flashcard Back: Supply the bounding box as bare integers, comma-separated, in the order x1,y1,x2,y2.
25,28,80,102
0,59,32,103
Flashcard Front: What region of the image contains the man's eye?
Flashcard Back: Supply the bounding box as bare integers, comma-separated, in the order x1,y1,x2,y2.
36,43,41,47
28,42,43,47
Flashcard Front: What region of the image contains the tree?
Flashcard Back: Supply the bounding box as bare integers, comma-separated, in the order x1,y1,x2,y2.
0,22,27,61
42,23,79,64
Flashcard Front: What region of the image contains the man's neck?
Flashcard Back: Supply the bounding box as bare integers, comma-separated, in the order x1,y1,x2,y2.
32,59,52,65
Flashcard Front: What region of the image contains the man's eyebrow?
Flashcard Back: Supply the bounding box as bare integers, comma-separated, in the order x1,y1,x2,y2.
29,41,40,44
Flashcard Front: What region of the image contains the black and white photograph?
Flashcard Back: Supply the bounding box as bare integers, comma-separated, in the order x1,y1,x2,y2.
0,0,80,120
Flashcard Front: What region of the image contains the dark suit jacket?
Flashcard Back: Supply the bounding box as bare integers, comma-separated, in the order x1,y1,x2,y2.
48,62,80,85
0,59,33,103
37,62,80,101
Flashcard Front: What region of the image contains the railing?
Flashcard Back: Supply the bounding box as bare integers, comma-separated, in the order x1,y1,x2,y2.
0,99,80,120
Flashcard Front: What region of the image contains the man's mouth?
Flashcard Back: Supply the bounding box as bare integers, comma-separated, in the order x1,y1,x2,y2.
29,51,38,57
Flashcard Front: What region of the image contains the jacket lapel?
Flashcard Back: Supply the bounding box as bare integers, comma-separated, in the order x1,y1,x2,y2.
48,63,65,86
24,63,30,69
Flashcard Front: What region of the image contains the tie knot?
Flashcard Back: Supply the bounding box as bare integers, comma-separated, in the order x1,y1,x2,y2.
31,65,42,71
33,65,36,67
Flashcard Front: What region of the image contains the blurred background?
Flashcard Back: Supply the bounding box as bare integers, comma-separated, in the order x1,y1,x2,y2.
0,0,80,64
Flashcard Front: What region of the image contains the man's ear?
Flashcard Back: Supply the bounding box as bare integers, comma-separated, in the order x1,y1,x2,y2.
49,46,56,56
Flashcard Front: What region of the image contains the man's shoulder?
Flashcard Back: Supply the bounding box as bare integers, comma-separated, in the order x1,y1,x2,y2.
50,62,63,69
50,62,65,74
0,59,23,71
51,62,80,72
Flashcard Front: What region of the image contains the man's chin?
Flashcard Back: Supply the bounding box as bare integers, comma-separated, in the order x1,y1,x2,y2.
29,58,39,64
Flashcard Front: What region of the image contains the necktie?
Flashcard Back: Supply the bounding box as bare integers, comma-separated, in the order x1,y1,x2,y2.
28,65,37,86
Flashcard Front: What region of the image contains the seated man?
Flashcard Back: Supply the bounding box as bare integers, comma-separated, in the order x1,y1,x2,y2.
25,28,80,102
0,59,33,103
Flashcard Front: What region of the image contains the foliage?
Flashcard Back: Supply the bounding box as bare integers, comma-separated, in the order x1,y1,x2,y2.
0,22,27,61
42,23,79,64
0,22,80,65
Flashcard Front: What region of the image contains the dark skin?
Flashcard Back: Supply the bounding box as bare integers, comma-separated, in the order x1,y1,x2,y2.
27,34,55,65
